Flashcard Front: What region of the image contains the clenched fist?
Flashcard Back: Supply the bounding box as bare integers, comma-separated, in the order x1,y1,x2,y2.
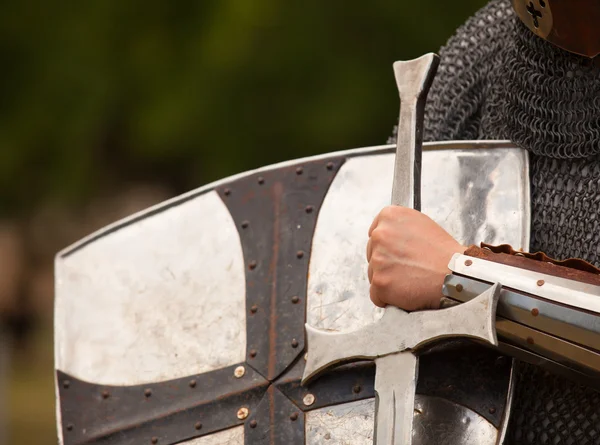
366,206,466,311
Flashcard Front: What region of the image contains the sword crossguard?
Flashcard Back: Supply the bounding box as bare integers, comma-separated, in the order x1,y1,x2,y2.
302,282,502,385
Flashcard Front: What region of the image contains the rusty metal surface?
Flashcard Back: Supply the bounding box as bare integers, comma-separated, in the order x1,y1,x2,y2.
217,157,345,382
57,364,268,445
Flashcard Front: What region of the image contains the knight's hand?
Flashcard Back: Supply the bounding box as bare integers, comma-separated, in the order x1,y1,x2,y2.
367,206,466,311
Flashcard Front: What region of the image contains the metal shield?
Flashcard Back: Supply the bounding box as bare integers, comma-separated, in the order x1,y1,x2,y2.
54,140,530,445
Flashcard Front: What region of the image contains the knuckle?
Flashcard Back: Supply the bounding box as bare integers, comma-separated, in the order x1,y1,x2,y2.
371,272,391,290
370,227,388,245
379,206,397,220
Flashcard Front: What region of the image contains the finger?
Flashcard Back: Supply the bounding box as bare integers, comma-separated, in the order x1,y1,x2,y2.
368,263,373,283
369,285,386,308
368,211,381,237
366,238,373,262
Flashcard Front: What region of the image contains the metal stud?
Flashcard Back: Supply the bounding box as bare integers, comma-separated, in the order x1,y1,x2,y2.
297,251,304,259
456,284,463,292
237,407,250,420
66,424,74,431
63,380,71,389
303,393,315,406
296,167,303,175
527,337,535,345
249,260,257,270
291,296,300,304
326,162,334,170
257,176,265,185
305,205,313,214
241,221,249,229
102,390,110,399
249,419,258,428
290,412,299,421
151,437,158,444
145,388,152,398
353,385,362,394
489,407,497,414
531,308,539,317
291,339,299,348
250,304,258,314
249,349,257,358
465,260,473,266
195,422,202,430
224,188,231,196
234,366,246,378
537,280,545,287
189,379,197,388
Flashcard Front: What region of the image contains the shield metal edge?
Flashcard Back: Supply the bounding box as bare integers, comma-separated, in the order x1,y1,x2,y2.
54,139,530,445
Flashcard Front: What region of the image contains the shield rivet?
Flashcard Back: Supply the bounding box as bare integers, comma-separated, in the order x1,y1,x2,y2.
537,280,545,287
151,437,158,444
249,420,258,428
290,412,299,421
237,407,250,420
258,176,265,185
224,188,231,196
489,407,497,414
296,167,304,175
195,422,202,430
303,394,315,406
250,305,258,314
531,308,540,316
189,379,197,388
241,221,249,229
234,366,246,378
102,390,110,399
63,380,71,389
249,260,257,270
305,205,314,214
353,385,362,394
66,424,74,431
291,339,299,348
465,260,473,266
144,388,152,398
326,162,334,170
291,296,300,304
297,251,304,259
249,349,257,358
456,284,463,292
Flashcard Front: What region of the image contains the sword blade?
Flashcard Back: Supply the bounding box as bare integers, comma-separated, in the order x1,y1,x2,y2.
391,53,439,210
374,352,419,445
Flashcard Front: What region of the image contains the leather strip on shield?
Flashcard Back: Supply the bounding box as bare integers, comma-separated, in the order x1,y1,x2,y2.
57,364,268,444
244,386,306,445
217,157,345,382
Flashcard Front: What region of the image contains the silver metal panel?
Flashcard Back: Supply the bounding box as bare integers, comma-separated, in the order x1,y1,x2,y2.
305,395,498,445
412,396,498,444
307,146,529,333
182,426,243,445
306,399,375,444
54,191,246,386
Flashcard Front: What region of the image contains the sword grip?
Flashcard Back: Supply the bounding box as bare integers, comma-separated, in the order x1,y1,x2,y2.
391,53,439,210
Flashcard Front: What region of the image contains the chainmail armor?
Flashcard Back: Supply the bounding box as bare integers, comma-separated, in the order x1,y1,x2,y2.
389,1,600,443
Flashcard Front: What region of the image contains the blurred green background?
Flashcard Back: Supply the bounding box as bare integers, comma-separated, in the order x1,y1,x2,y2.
1,1,487,443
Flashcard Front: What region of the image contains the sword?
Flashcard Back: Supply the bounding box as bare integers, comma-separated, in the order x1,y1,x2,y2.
302,53,502,445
